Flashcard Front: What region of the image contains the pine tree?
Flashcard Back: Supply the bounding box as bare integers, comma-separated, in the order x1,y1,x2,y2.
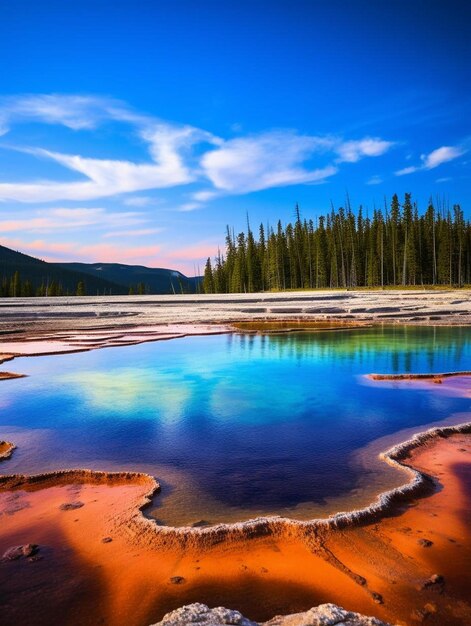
258,223,266,290
10,271,21,297
390,194,401,285
203,257,214,294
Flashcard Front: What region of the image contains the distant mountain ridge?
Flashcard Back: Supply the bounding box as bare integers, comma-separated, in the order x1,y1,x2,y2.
0,244,201,295
57,262,201,294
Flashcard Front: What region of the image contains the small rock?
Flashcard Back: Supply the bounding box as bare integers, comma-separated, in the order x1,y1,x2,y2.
356,574,367,586
411,602,438,622
429,574,444,585
22,544,38,557
59,501,84,511
2,546,24,561
2,543,38,561
371,592,384,604
170,576,185,585
418,538,433,548
101,537,112,543
421,574,444,591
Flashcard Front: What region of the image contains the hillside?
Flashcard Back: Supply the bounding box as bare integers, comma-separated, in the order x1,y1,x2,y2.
0,244,201,295
58,262,201,294
0,244,126,295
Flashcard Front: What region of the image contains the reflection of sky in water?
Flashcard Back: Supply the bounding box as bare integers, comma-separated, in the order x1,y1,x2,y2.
60,369,192,423
1,326,471,513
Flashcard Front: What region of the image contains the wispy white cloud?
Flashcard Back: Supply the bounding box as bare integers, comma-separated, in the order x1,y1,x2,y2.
0,135,199,202
0,94,220,202
366,175,383,185
123,195,155,207
0,94,116,135
200,132,394,195
422,145,466,169
395,144,466,176
102,227,163,238
395,165,419,176
335,138,394,163
0,93,395,203
177,202,202,212
201,132,333,194
0,207,145,233
192,190,220,202
0,93,169,137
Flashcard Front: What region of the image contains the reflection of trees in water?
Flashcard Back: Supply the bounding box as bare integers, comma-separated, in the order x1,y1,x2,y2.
233,326,471,373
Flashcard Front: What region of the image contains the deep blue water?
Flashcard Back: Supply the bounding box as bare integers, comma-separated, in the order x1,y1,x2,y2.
1,326,471,521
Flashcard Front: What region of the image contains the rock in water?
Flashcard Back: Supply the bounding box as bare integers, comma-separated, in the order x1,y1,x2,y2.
151,602,393,625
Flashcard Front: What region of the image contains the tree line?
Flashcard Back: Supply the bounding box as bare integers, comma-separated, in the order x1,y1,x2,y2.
0,274,157,297
0,274,170,297
203,193,470,293
0,272,88,297
0,272,195,297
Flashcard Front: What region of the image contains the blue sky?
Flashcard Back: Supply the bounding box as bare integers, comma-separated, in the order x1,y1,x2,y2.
0,0,470,273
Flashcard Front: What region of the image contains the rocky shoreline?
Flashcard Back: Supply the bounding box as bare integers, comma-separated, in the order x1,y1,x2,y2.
1,413,469,552
1,290,470,340
369,371,471,381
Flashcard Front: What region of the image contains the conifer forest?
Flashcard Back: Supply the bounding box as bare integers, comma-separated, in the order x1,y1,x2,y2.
203,194,471,293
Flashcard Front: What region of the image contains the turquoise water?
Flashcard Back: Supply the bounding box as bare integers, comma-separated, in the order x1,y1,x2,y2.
1,326,471,524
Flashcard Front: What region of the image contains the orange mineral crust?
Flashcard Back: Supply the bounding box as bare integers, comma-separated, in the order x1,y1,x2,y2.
0,440,16,460
0,433,470,626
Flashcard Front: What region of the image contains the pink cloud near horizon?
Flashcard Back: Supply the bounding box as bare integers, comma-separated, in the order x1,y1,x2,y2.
1,237,219,275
